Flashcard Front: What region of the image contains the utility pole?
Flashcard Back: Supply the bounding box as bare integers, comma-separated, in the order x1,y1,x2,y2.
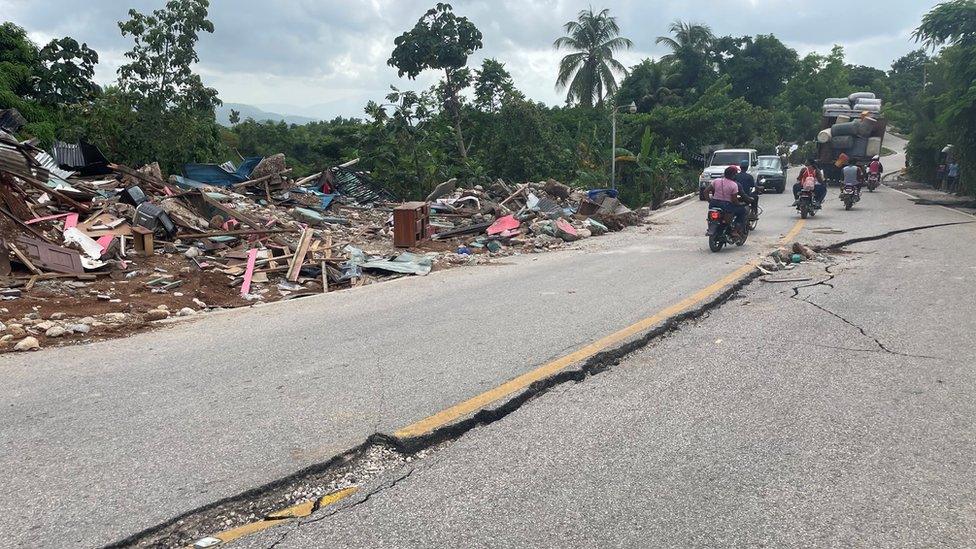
610,102,637,190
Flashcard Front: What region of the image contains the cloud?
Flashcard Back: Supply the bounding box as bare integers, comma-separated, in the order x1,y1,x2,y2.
1,0,940,118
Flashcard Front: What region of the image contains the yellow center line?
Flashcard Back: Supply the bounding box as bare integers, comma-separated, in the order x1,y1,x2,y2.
395,219,806,439
186,487,358,547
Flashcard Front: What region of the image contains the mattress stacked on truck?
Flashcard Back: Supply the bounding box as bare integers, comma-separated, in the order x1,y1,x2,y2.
823,92,882,117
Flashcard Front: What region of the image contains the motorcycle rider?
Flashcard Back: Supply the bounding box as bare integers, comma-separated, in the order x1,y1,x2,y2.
705,165,748,238
842,162,865,195
868,155,883,183
793,159,826,206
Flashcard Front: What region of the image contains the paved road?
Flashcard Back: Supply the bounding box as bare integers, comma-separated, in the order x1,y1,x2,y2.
2,169,801,545
239,161,976,547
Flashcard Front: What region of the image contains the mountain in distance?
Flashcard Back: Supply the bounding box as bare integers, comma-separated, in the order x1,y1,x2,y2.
216,103,319,126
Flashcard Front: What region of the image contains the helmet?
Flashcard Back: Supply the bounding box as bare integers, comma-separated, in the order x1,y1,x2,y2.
724,165,739,178
872,155,880,160
738,160,749,171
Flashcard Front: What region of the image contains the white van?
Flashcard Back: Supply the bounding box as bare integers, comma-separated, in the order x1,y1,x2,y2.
698,149,759,199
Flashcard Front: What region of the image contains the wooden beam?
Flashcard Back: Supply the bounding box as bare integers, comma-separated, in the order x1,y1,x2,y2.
7,243,42,275
286,228,314,282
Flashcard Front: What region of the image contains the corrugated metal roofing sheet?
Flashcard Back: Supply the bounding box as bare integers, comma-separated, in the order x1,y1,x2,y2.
51,141,86,169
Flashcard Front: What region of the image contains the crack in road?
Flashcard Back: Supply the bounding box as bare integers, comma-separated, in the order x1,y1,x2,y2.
265,466,422,549
790,264,939,360
819,221,973,252
103,262,764,548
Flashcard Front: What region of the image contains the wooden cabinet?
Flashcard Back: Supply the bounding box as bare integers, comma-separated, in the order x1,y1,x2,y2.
393,202,430,248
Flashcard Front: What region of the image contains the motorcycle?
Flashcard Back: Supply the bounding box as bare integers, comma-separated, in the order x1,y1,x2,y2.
796,189,817,219
706,206,748,252
746,185,765,231
867,172,880,191
840,184,860,210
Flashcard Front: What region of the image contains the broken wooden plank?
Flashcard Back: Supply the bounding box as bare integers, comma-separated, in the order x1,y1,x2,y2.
240,248,259,296
178,228,300,239
321,261,329,293
286,228,314,282
7,242,42,275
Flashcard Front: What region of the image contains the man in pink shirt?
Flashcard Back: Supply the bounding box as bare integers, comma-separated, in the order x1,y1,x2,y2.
705,165,747,235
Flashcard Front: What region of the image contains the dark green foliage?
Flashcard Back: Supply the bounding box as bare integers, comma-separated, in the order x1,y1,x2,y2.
474,58,522,112
906,0,976,195
713,35,798,107
36,37,100,104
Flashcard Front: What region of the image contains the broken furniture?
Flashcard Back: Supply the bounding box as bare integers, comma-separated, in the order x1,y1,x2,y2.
131,226,154,257
393,202,430,248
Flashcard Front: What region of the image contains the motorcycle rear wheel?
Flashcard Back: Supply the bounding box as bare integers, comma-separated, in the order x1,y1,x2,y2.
800,208,808,219
708,233,724,252
845,201,853,210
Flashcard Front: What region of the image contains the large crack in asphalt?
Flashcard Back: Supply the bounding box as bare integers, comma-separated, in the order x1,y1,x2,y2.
818,221,973,252
103,266,763,548
103,222,968,548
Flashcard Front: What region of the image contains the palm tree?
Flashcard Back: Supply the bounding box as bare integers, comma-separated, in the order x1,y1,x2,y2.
655,20,714,89
554,7,633,108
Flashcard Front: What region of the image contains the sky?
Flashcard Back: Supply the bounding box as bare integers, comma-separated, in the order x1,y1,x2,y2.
1,0,939,120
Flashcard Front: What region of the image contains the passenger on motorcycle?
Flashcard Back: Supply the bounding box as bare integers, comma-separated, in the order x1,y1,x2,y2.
735,160,759,207
705,166,748,237
793,159,826,205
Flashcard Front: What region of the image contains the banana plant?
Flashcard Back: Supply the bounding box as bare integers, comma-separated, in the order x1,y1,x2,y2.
614,126,685,207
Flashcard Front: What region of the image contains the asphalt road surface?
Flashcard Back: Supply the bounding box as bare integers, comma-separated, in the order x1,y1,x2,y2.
236,147,976,548
5,136,974,548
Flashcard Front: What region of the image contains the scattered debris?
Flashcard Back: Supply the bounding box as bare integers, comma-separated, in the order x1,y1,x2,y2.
0,131,644,352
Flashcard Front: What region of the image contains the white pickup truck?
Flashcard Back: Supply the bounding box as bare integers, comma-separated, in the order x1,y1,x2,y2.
697,148,759,200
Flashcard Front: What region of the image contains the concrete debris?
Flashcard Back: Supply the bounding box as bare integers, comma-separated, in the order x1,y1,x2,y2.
14,336,39,351
144,309,169,322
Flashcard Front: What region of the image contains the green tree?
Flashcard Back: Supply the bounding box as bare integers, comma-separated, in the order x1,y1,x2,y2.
615,58,677,112
108,0,223,172
553,7,633,108
0,22,40,98
655,20,715,94
36,37,100,104
911,0,976,194
473,58,521,112
388,2,483,160
713,34,798,107
229,108,240,125
776,46,850,139
117,0,220,112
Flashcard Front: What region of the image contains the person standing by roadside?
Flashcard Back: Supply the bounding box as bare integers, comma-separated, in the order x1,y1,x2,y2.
947,161,960,191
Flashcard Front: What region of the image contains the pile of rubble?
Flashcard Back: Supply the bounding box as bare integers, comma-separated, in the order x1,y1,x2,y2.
0,122,642,352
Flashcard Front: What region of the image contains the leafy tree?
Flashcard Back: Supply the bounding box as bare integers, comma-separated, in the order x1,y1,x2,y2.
474,58,521,112
388,2,483,160
655,20,715,94
911,0,976,195
229,108,240,125
776,46,850,139
117,0,220,112
36,37,100,104
913,0,976,48
615,58,677,112
0,22,40,98
553,7,632,108
713,34,798,107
